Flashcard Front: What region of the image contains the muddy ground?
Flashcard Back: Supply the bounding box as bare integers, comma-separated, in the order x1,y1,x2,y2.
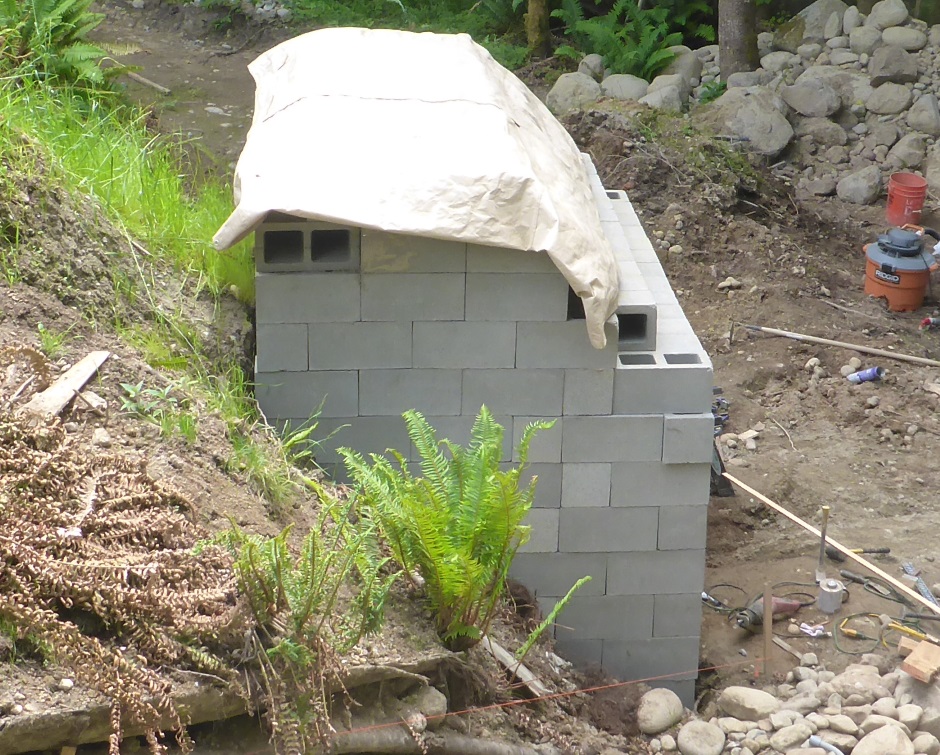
10,0,940,750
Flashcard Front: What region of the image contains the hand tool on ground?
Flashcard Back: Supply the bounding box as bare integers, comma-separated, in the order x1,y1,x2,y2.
816,505,831,585
826,546,890,563
733,595,804,632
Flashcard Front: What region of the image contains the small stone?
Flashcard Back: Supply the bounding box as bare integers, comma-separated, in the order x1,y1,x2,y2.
745,438,758,451
788,624,802,636
63,422,80,433
801,652,819,667
661,734,677,751
57,677,73,691
638,688,685,735
840,365,855,376
677,720,725,755
849,357,862,369
718,276,743,290
907,424,920,436
9,704,22,715
668,244,684,254
805,357,821,371
92,427,112,448
867,396,881,408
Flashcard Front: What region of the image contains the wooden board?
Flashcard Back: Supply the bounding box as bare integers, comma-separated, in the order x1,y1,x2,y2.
901,640,940,682
898,636,921,658
481,636,551,699
18,351,110,418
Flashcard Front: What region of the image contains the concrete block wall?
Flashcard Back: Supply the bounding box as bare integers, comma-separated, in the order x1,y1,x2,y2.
253,158,713,704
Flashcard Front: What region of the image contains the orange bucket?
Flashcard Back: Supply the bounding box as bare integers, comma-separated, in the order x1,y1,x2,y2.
886,172,928,226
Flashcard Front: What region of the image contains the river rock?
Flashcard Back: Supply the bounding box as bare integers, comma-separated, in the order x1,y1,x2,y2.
718,687,781,720
727,71,765,88
866,0,908,30
859,714,910,735
843,4,861,32
825,10,843,38
638,688,685,735
907,94,940,135
897,703,923,730
782,79,841,116
775,0,849,52
677,720,725,755
700,86,793,157
770,723,813,751
640,85,684,111
873,696,899,718
662,47,703,83
837,164,882,202
762,51,800,73
578,54,605,82
649,73,692,100
601,74,649,101
913,732,940,755
797,65,873,108
546,73,600,114
869,45,918,85
867,82,912,114
852,724,914,755
827,714,859,734
829,49,859,64
882,26,927,50
819,731,860,750
850,25,884,54
887,132,927,169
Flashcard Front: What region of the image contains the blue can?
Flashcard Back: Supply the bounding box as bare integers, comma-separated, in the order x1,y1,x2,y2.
846,366,884,384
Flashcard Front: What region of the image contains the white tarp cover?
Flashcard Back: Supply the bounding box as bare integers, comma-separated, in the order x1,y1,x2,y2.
213,27,621,347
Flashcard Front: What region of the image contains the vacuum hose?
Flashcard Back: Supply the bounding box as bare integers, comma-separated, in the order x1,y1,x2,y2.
808,735,844,754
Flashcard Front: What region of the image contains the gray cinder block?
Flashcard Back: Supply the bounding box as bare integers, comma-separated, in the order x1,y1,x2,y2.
561,415,664,463
462,369,564,416
662,413,715,464
255,272,360,324
413,322,516,368
510,552,607,597
562,595,654,640
602,636,700,683
254,370,357,418
610,462,710,507
563,369,614,416
623,226,660,264
613,363,713,415
465,273,569,322
521,463,563,508
560,463,611,508
552,638,604,668
308,323,413,370
360,230,466,273
653,594,704,638
361,273,465,321
615,301,658,352
304,415,412,465
257,323,308,372
512,416,563,463
607,550,706,595
559,507,658,552
466,244,559,273
519,508,559,553
516,321,619,369
359,369,463,417
658,505,708,551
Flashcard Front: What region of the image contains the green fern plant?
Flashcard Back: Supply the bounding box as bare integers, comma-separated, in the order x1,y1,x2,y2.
553,0,683,80
659,0,715,43
340,407,553,652
0,0,109,84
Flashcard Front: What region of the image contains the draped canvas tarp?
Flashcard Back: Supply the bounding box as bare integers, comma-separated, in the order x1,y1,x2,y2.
213,27,621,347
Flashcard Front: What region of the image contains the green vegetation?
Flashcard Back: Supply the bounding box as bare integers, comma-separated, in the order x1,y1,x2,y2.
516,575,590,663
341,407,552,651
699,79,727,105
553,0,683,80
36,322,77,359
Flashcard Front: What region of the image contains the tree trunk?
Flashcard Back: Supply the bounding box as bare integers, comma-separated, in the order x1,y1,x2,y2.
718,0,759,81
525,0,552,59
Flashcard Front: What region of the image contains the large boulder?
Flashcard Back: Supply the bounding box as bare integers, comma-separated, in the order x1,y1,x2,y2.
867,82,913,114
795,117,848,146
546,73,601,114
837,164,883,203
677,720,725,755
761,50,801,73
887,132,927,169
850,25,884,53
852,725,914,755
601,74,649,101
908,94,940,135
648,73,692,101
727,71,765,88
717,686,781,719
699,86,794,157
797,65,873,108
775,0,849,52
869,45,918,85
637,688,684,735
882,26,928,50
661,47,703,84
866,0,909,30
639,84,684,111
578,54,605,82
782,79,841,116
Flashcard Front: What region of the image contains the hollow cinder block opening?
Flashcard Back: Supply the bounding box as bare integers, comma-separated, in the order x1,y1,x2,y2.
567,286,586,320
606,190,626,200
618,353,656,365
263,229,304,264
617,313,648,346
311,229,352,264
664,353,701,365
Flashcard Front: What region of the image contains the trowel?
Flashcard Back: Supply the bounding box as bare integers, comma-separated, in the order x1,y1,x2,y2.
815,505,831,585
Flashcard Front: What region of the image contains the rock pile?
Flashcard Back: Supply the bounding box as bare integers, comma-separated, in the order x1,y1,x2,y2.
546,0,940,204
637,654,940,754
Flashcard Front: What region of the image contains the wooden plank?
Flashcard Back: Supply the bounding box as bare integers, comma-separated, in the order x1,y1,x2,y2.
773,636,802,661
723,474,940,617
901,640,940,682
18,351,110,419
481,636,551,699
898,636,921,657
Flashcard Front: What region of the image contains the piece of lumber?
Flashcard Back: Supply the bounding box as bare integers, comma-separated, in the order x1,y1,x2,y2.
901,640,940,682
126,71,171,95
772,637,802,661
18,351,110,419
481,636,551,699
723,473,940,617
743,324,940,369
898,636,921,657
